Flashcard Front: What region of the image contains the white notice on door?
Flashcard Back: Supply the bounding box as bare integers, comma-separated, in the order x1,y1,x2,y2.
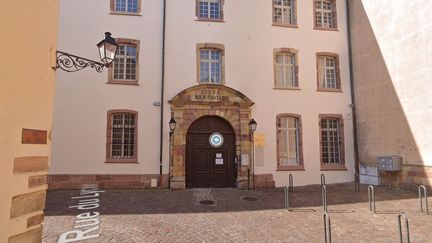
215,158,224,165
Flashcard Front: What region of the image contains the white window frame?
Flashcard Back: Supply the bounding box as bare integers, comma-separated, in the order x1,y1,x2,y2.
318,56,337,89
113,44,137,81
277,116,300,165
273,0,296,25
199,49,222,84
315,0,335,28
198,0,222,19
275,53,298,88
114,0,139,14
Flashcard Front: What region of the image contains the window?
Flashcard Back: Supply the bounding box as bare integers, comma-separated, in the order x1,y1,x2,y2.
316,53,341,91
108,39,140,85
274,48,299,88
273,0,297,26
106,110,138,163
111,0,140,15
197,43,225,84
314,0,337,29
196,0,224,21
319,115,345,170
277,114,303,170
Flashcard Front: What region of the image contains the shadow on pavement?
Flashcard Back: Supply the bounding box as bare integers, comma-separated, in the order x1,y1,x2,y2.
44,183,424,216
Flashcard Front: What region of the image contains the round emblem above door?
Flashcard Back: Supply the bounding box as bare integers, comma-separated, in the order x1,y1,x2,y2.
209,132,224,148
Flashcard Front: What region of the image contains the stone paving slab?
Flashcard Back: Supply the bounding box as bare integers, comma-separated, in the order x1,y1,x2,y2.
43,183,432,242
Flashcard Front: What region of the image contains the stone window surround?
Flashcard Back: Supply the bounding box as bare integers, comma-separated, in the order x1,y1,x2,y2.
272,0,298,28
313,0,338,31
319,114,346,171
276,113,304,171
106,109,139,163
110,0,142,16
273,48,300,90
316,52,342,92
108,38,140,85
196,43,226,85
195,0,225,22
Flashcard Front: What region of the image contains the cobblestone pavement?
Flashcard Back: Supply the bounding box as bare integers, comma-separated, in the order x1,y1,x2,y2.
43,183,432,242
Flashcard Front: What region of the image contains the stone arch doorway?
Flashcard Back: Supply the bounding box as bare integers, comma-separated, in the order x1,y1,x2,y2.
169,84,254,189
186,116,236,188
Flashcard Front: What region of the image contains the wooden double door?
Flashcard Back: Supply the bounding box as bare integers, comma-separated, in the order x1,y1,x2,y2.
186,116,236,188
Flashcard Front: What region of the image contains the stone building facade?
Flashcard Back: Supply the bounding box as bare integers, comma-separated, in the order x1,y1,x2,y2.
50,0,357,190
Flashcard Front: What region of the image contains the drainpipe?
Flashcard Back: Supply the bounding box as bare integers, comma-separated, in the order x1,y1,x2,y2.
159,0,167,188
345,0,360,191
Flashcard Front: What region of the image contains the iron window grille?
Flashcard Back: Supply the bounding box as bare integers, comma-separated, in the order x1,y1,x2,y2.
320,117,342,165
110,112,136,159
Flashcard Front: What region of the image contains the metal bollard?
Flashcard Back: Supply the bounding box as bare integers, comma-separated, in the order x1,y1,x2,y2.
322,185,328,213
418,185,429,214
321,173,326,187
397,214,410,243
289,174,294,192
284,186,289,209
323,213,332,243
368,185,376,213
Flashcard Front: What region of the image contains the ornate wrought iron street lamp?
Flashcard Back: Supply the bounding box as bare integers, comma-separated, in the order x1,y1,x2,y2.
248,119,257,134
169,118,177,134
56,32,118,73
168,117,177,189
249,118,257,189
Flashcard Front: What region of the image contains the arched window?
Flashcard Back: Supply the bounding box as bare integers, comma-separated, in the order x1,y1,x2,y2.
106,110,138,162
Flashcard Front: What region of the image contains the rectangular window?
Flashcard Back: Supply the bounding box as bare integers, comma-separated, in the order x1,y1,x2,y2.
277,115,303,170
273,0,296,26
197,0,222,20
109,39,140,85
114,45,137,80
314,0,337,29
317,54,340,90
113,0,139,14
320,115,345,169
200,49,222,84
275,53,298,88
107,111,137,162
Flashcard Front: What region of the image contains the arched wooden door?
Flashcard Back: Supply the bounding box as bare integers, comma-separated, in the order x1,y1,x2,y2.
186,116,236,188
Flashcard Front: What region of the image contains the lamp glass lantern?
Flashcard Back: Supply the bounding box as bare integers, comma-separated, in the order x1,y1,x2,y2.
248,119,257,133
97,32,119,66
169,118,177,133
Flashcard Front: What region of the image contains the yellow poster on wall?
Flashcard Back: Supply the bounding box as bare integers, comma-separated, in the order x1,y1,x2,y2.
254,133,265,147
